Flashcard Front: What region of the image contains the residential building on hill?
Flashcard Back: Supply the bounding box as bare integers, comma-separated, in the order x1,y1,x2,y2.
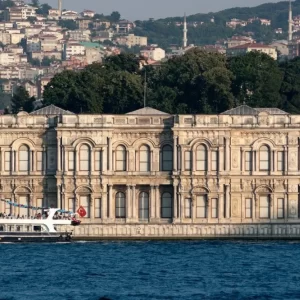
227,43,277,60
1,105,300,239
140,47,165,61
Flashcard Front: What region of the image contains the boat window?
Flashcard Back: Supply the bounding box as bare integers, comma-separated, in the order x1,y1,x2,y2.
0,225,4,231
16,226,21,232
33,226,41,232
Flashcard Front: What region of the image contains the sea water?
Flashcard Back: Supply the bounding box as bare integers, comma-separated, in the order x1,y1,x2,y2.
1,240,300,300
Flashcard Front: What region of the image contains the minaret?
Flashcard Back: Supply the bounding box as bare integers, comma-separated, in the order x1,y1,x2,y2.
58,0,62,16
288,0,293,41
183,13,188,48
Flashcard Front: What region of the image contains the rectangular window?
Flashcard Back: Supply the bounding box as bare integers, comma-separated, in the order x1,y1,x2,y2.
277,198,284,219
196,195,206,218
68,152,74,171
211,198,218,218
245,151,252,171
259,196,269,218
95,151,101,171
245,198,252,218
37,151,43,171
185,198,192,218
80,196,90,218
277,151,284,171
5,199,11,215
95,198,101,218
36,198,43,209
4,152,10,171
211,151,218,171
68,198,75,213
184,151,191,171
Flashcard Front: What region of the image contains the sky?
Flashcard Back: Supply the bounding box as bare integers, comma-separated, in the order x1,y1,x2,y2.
36,0,283,20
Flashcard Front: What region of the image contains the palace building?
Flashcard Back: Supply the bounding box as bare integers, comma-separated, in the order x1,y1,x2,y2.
1,104,300,238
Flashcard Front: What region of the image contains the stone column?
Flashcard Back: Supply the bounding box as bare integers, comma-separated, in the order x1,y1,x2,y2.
126,185,131,220
284,147,288,174
12,150,15,172
57,137,61,172
284,194,288,221
91,149,94,173
225,184,230,219
219,194,224,220
240,149,244,172
132,185,136,221
273,150,276,172
57,185,61,209
108,185,113,220
155,186,160,219
225,138,230,171
63,149,67,173
219,146,224,173
252,151,256,172
31,150,34,172
150,150,153,171
108,138,112,171
90,195,94,219
102,148,107,172
101,185,108,221
173,184,178,220
181,147,185,172
173,136,177,171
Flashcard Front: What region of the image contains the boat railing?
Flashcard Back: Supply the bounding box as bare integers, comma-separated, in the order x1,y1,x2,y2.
0,215,73,220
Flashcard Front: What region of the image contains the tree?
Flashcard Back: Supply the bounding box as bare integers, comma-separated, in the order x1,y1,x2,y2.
27,16,37,24
36,3,52,16
229,51,283,108
11,86,35,114
104,53,140,73
110,11,121,22
31,0,39,7
58,20,79,31
280,57,300,113
147,48,234,114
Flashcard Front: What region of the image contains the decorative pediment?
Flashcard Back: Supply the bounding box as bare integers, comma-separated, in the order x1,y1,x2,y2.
255,186,272,194
76,186,92,194
192,186,209,194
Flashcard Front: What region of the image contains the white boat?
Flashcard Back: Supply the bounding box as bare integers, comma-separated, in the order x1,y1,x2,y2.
0,208,81,243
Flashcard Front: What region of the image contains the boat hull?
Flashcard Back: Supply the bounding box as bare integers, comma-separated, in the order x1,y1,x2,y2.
0,232,72,243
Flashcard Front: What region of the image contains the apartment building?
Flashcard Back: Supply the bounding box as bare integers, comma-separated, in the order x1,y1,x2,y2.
227,43,278,60
63,42,85,59
140,47,166,61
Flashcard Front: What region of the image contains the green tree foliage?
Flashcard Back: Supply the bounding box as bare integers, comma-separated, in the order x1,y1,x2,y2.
30,0,39,7
0,0,15,10
36,3,52,16
42,50,300,115
229,52,283,108
11,86,35,114
58,20,79,31
109,11,121,22
280,57,300,113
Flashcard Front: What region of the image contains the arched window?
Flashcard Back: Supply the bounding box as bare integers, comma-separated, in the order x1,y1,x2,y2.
79,144,90,171
139,192,149,220
161,145,173,171
116,145,126,171
196,145,207,171
19,145,29,171
161,192,172,218
259,145,270,171
140,145,150,172
115,192,125,218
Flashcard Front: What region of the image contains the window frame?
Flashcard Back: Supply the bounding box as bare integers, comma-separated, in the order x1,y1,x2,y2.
79,144,90,172
185,198,192,218
196,195,207,218
245,198,252,218
211,151,218,171
277,198,284,219
161,145,173,171
139,192,149,220
95,150,102,171
277,151,284,172
184,151,192,171
196,145,207,171
259,195,270,219
139,145,150,172
245,151,252,171
19,145,30,172
161,192,172,218
115,145,126,171
259,145,270,171
115,192,126,218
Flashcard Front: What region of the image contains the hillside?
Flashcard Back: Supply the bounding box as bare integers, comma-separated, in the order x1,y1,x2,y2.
133,0,300,48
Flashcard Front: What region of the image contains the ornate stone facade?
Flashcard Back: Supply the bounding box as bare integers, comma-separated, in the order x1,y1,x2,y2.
1,105,300,237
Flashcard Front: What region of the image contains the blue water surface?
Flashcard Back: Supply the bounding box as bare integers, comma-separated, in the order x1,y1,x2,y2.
1,240,300,300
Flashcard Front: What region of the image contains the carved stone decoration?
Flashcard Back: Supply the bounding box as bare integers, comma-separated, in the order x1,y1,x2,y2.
289,200,297,216
288,185,298,193
289,152,297,170
232,151,239,168
289,136,298,145
231,198,240,218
